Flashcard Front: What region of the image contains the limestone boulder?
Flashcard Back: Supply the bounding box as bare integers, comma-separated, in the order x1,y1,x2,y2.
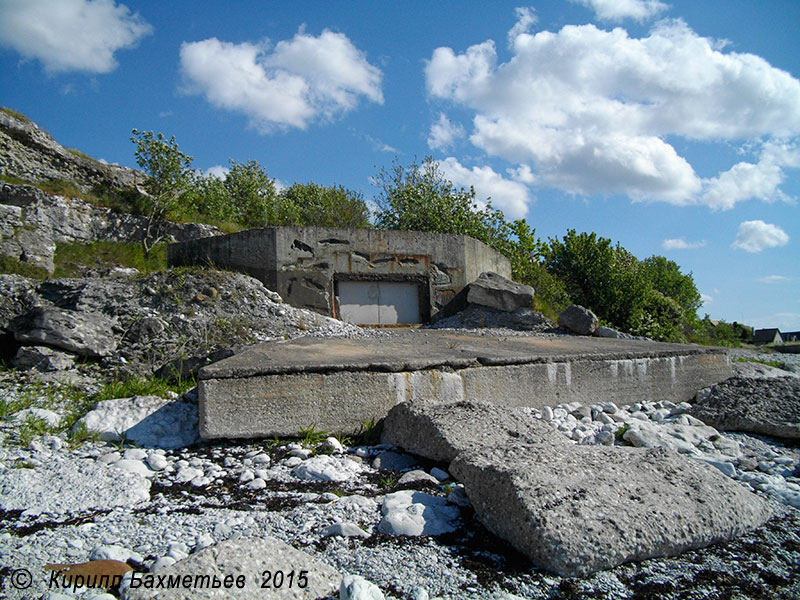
558,304,599,336
11,345,75,371
76,396,200,449
466,272,534,312
381,400,569,463
450,443,772,577
11,306,117,357
691,376,800,439
122,536,341,600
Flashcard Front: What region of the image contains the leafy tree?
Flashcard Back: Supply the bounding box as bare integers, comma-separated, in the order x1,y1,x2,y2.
641,255,702,318
222,159,280,227
374,157,510,247
130,129,193,255
279,182,370,228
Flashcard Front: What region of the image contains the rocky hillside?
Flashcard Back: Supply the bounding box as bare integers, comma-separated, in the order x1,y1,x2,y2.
0,108,143,192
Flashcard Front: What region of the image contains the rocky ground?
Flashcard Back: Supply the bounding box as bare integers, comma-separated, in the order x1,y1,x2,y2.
0,328,798,599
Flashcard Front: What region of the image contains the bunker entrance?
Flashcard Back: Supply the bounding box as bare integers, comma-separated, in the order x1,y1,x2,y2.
333,274,429,325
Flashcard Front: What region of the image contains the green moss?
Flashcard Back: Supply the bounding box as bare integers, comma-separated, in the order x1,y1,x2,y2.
53,241,167,276
0,255,49,279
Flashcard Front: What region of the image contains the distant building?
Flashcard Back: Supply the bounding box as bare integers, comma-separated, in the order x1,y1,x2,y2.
783,331,800,343
753,328,783,345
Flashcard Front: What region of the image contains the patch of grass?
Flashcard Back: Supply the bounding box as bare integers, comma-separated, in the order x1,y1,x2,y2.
354,418,382,446
0,173,32,186
734,357,785,369
0,107,30,121
298,424,329,448
0,254,49,279
95,375,196,402
379,475,398,489
53,240,167,276
65,147,92,160
68,421,102,447
36,179,86,198
18,415,58,446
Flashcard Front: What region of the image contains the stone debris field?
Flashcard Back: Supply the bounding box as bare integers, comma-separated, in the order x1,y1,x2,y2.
0,344,799,599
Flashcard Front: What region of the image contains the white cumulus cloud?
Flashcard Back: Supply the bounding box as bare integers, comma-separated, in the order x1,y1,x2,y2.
662,238,706,250
0,0,151,73
180,29,383,132
757,275,789,284
427,113,466,151
425,14,800,206
731,220,790,253
702,141,800,210
570,0,669,22
438,157,532,219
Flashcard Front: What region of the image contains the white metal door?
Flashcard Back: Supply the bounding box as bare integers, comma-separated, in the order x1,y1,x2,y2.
337,280,421,324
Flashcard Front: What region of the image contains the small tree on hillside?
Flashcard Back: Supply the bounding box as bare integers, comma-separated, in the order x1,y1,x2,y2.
130,129,193,255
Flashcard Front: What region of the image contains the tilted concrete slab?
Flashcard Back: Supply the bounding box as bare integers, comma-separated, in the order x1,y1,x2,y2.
197,331,731,438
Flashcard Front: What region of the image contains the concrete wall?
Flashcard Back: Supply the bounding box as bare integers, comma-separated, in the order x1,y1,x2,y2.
198,351,732,438
168,226,511,321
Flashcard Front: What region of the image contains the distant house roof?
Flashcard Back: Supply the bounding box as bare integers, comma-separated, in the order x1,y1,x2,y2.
753,328,783,344
783,331,800,342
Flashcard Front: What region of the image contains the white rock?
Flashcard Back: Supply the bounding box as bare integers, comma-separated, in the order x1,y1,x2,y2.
123,448,147,461
174,466,204,483
251,453,271,465
321,436,345,453
97,451,122,464
146,452,168,471
14,407,62,427
112,459,155,478
699,457,737,478
541,406,554,422
239,469,255,483
75,396,199,449
90,544,143,563
150,556,176,572
284,457,303,467
246,478,267,490
398,470,439,485
340,574,386,600
322,522,370,538
377,490,461,536
293,455,363,482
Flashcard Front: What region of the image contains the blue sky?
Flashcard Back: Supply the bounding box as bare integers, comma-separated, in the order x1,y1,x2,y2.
1,0,798,330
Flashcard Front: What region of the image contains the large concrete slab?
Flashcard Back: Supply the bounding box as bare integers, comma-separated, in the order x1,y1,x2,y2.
198,331,731,438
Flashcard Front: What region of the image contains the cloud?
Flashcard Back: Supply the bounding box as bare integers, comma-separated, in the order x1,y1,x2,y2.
180,29,383,132
508,7,538,44
205,165,229,179
731,220,790,253
0,0,151,74
700,293,713,305
702,141,800,210
427,113,466,151
438,157,532,219
662,238,706,250
570,0,669,22
757,275,789,284
748,312,800,332
425,15,800,206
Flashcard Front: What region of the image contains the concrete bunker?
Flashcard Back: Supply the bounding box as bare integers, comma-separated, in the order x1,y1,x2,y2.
168,226,510,324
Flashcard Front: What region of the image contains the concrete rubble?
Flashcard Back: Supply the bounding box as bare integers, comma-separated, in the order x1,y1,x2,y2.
383,400,774,577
